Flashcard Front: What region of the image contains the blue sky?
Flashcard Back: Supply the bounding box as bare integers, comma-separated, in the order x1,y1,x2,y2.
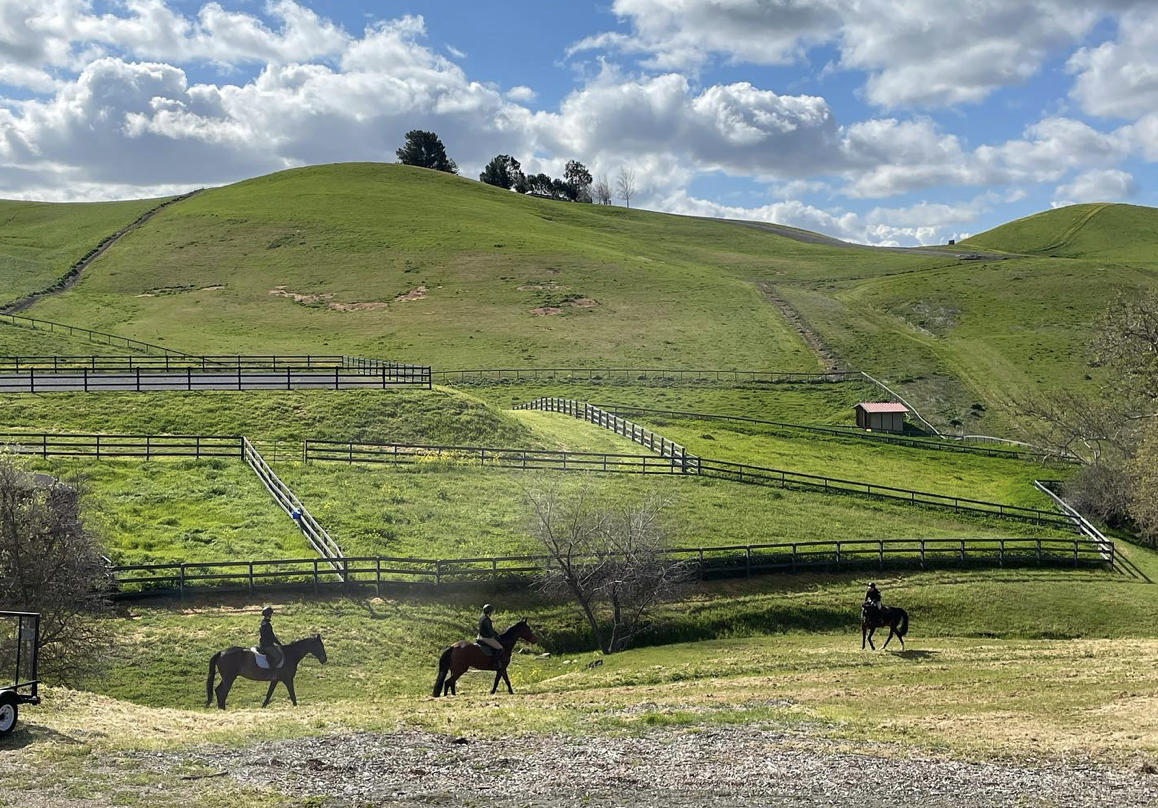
0,0,1156,244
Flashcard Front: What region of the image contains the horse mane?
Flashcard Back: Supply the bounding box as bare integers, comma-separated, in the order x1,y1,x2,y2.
284,635,320,650
499,620,527,642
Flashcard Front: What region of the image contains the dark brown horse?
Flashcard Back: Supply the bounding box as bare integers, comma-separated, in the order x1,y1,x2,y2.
206,634,327,709
432,619,537,697
862,605,908,650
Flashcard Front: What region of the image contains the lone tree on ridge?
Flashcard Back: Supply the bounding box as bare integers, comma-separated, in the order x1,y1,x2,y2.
396,130,458,174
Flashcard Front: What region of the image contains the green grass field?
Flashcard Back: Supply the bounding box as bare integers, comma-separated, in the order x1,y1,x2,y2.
962,202,1158,261
0,197,165,307
18,457,310,564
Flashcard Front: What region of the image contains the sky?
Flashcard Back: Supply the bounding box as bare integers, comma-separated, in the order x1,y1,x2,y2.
0,1,1156,245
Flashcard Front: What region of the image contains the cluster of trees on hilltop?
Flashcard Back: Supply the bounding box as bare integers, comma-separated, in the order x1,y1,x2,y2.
396,130,637,207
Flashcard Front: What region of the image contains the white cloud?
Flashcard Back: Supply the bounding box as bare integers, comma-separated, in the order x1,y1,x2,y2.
507,85,535,102
1053,168,1137,204
576,0,1149,108
1068,7,1158,120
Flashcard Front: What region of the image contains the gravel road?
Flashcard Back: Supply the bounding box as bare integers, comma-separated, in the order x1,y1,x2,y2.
135,728,1158,807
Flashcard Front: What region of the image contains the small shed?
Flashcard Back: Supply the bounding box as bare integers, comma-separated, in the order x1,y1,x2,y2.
854,402,909,434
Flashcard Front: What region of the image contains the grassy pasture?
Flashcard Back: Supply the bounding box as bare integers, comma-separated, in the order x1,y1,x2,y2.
270,462,1070,559
0,197,165,308
11,562,1158,766
18,457,310,564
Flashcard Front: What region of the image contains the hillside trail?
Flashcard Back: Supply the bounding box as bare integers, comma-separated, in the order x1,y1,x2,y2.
1,190,201,315
1038,202,1109,255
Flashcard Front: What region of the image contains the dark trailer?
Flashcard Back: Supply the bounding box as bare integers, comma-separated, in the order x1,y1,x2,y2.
0,611,40,735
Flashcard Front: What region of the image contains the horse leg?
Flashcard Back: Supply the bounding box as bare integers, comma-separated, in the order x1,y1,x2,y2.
261,679,278,708
867,626,877,651
502,667,514,695
491,666,502,695
861,622,867,650
882,625,895,650
215,674,234,710
284,677,298,706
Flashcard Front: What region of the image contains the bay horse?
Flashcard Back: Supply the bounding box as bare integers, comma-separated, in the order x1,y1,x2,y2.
206,634,327,710
861,605,909,650
432,618,537,697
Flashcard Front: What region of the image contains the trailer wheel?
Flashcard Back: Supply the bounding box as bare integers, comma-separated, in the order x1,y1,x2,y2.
0,693,16,735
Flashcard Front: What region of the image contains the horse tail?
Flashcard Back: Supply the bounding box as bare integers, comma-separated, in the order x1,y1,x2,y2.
206,651,221,707
897,609,909,638
432,646,453,698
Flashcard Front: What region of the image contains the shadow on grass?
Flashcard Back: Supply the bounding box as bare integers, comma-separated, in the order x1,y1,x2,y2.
0,721,84,751
892,649,938,660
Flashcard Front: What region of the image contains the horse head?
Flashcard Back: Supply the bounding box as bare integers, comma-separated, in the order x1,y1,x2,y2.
311,633,328,664
515,617,537,645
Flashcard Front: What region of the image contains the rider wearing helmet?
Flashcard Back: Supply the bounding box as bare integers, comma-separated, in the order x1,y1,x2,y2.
258,606,284,668
476,604,504,664
863,582,883,617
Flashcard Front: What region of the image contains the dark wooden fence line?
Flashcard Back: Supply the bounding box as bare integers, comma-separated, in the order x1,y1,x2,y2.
595,403,1067,462
301,439,1076,528
0,432,344,566
434,367,864,385
513,397,698,467
0,311,190,357
0,365,431,393
0,354,348,372
108,536,1114,598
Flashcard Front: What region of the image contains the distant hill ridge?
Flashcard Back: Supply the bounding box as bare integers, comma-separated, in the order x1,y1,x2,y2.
962,202,1158,261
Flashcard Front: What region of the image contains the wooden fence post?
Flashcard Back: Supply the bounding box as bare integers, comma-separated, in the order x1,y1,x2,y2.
375,558,382,597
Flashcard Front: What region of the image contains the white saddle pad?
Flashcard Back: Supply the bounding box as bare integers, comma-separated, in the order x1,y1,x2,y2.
251,647,283,669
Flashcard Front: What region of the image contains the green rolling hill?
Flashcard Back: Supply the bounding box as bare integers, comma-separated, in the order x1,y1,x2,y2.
4,163,1156,434
962,203,1158,261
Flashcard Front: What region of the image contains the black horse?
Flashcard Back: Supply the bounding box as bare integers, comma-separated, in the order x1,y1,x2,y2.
206,634,327,709
861,605,909,650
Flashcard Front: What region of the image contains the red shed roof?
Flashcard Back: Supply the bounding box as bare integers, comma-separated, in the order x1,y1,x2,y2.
855,402,910,414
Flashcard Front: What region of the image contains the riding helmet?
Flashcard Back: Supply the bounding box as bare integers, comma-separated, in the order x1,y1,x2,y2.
483,603,494,613
261,606,274,616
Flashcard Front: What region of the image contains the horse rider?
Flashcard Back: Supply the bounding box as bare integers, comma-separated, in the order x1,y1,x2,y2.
258,606,284,668
863,582,883,619
476,604,504,667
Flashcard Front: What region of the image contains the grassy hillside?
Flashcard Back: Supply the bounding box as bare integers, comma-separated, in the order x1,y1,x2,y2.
962,203,1158,261
7,166,1155,435
19,163,956,368
0,197,165,307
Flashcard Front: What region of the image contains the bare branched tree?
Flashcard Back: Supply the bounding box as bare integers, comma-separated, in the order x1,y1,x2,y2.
615,166,636,209
526,485,689,653
0,459,111,681
1012,290,1158,541
593,174,613,205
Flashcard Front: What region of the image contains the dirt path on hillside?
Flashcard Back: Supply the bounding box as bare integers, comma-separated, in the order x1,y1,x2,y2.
2,190,200,315
116,728,1158,808
751,280,842,372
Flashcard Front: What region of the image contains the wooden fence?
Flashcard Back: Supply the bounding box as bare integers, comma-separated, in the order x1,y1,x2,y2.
513,397,697,467
302,438,1076,528
434,367,862,385
0,432,344,566
108,536,1114,598
596,404,1060,461
0,364,432,393
241,438,344,567
0,354,347,372
0,311,187,357
0,432,243,459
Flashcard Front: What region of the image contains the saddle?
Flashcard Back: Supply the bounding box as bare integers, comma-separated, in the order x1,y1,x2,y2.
474,640,499,657
251,646,285,669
